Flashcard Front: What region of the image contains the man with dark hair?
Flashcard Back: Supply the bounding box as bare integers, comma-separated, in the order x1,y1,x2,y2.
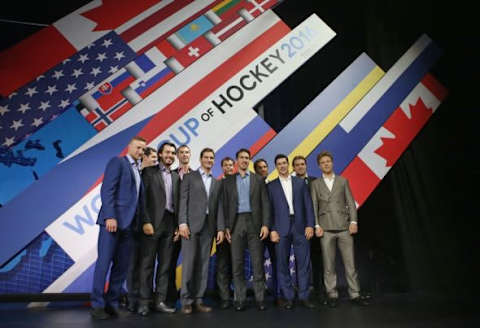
254,159,269,182
91,136,146,320
166,144,192,306
253,159,281,307
222,148,270,311
216,156,235,309
291,155,324,302
141,147,158,170
268,154,315,310
137,142,180,316
178,148,224,314
310,151,368,307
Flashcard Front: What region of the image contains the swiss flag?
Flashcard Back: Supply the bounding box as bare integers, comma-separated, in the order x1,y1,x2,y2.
173,36,214,68
0,26,76,97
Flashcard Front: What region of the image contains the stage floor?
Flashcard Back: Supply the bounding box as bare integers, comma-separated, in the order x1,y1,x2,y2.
1,293,478,328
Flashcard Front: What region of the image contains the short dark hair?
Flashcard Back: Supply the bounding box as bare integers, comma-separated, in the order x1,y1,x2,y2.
143,147,157,157
177,144,190,152
130,136,146,143
236,148,251,159
253,159,267,172
317,151,333,163
158,142,176,154
200,147,215,159
221,157,234,166
274,154,289,165
292,155,306,166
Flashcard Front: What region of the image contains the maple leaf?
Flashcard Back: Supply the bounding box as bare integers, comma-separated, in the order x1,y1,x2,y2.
374,97,433,167
81,0,161,31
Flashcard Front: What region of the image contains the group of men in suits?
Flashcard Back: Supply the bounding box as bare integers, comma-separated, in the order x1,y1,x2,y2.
90,136,368,320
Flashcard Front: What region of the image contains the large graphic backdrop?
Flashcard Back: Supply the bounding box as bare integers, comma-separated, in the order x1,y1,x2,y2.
0,0,446,301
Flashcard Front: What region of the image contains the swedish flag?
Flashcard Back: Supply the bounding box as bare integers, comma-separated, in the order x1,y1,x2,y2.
175,15,214,45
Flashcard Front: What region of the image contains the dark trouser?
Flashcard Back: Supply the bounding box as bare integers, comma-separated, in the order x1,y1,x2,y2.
231,213,265,303
216,240,232,301
310,235,325,296
264,239,280,298
180,222,213,305
138,211,175,304
126,232,141,304
275,220,311,301
91,226,134,309
166,239,181,303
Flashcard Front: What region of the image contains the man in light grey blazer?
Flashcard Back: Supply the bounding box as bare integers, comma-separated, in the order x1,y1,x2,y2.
178,148,225,314
310,151,368,307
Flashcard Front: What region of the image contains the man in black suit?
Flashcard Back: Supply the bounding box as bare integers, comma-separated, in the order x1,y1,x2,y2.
254,158,282,307
292,155,324,303
137,142,179,316
178,148,225,314
223,149,270,311
167,144,192,306
216,157,235,309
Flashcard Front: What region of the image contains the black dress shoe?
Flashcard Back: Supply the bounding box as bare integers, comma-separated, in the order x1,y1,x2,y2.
137,304,150,317
327,297,338,308
154,301,176,313
351,297,369,306
300,299,316,309
256,301,267,311
90,307,110,320
220,300,231,310
104,305,121,317
127,300,137,313
234,301,246,311
284,300,293,310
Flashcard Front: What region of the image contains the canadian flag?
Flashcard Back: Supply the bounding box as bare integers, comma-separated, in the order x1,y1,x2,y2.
343,73,448,206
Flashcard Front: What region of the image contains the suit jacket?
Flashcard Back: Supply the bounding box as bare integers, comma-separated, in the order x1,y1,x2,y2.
310,175,357,230
267,176,315,237
178,170,224,235
141,164,180,231
97,156,144,230
222,172,270,233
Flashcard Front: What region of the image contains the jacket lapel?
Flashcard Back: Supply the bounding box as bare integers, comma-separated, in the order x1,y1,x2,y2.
249,172,255,199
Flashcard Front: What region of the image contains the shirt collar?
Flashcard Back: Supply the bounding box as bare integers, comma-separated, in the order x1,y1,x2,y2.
279,174,291,182
126,154,140,167
198,167,211,177
322,173,335,180
238,170,250,178
159,163,170,172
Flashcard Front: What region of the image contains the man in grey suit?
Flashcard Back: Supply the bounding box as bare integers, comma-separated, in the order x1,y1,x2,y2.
310,151,368,307
223,149,270,311
137,142,179,316
178,148,225,314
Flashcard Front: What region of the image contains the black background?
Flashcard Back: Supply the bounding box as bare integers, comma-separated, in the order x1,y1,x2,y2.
1,0,478,299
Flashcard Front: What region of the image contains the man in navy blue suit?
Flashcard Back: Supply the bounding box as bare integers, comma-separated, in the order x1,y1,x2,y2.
267,154,316,310
90,136,146,320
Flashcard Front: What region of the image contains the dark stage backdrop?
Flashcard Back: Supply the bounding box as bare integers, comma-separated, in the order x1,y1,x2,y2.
262,0,479,298
1,0,478,298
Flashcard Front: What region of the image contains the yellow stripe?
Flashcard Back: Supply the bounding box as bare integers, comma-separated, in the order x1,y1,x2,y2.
175,265,182,290
212,0,234,12
267,66,385,181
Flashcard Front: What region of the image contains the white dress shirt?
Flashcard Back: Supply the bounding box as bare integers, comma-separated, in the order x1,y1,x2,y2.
322,173,335,191
279,175,294,215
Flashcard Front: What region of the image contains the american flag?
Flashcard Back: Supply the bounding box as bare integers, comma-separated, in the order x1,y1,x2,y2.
0,32,135,148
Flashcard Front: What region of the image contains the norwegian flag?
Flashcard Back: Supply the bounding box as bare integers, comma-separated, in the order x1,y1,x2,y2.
343,73,448,206
0,32,136,148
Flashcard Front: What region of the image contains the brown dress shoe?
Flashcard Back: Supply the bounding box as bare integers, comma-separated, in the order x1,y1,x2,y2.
181,304,193,314
195,303,212,313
